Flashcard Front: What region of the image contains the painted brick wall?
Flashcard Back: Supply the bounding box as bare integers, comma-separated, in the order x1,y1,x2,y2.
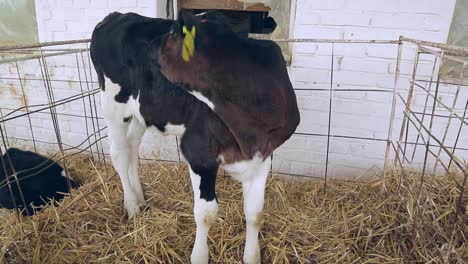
35,0,159,41
1,0,466,180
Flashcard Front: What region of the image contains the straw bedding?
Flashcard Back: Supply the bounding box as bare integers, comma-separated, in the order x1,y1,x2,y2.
0,155,466,263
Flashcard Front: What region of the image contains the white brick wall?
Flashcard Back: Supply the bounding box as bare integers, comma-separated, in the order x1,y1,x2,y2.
1,0,466,180
35,0,160,42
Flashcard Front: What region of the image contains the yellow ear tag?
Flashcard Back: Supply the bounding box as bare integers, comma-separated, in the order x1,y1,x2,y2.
182,25,196,62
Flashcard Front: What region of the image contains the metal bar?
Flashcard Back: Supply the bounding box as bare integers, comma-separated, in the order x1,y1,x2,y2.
294,132,386,142
4,126,106,158
75,53,95,159
392,95,468,186
323,43,334,192
395,47,420,166
0,88,101,120
272,172,349,182
0,107,104,120
0,127,28,217
383,37,403,191
396,139,452,180
175,137,182,162
395,142,412,164
411,81,468,126
114,154,179,163
0,89,100,123
0,39,90,51
418,46,468,66
80,51,100,161
5,136,92,149
390,142,404,170
39,48,74,192
410,56,439,163
0,108,9,147
13,54,37,152
433,62,466,172
415,79,468,88
407,55,442,260
400,98,467,175
0,76,98,84
448,100,468,170
402,111,411,165
4,37,466,53
397,145,453,186
403,109,457,182
2,140,32,216
0,50,88,64
396,94,468,157
446,160,468,261
0,48,89,53
404,49,429,164
295,131,468,151
85,42,108,166
401,36,468,55
0,38,396,53
0,127,394,146
293,88,394,92
250,36,399,44
412,111,468,120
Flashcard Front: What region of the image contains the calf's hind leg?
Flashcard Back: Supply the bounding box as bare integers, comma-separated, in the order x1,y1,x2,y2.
242,156,271,264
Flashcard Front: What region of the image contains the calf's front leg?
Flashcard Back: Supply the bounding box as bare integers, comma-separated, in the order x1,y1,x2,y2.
108,122,145,218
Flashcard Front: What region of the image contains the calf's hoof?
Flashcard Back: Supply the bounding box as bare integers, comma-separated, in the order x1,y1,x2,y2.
243,247,261,264
191,251,208,264
124,198,143,219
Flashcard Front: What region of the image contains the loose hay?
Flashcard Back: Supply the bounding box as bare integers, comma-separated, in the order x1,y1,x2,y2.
0,156,466,263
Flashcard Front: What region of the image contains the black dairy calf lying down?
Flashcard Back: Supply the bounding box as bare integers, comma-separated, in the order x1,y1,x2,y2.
0,148,78,215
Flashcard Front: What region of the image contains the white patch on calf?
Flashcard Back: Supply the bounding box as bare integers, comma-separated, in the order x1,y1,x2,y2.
189,91,215,110
128,94,145,125
147,123,186,136
217,155,225,164
222,152,266,182
194,11,208,17
60,169,74,181
101,76,128,122
163,123,186,136
101,76,145,126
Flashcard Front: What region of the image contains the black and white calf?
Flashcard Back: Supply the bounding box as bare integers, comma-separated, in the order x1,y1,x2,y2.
0,148,78,215
90,11,299,264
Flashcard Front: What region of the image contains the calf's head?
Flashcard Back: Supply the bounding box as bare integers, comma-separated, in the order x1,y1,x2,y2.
153,10,241,84
163,9,237,57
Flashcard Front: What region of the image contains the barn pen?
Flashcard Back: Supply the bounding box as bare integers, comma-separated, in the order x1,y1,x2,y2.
0,36,466,263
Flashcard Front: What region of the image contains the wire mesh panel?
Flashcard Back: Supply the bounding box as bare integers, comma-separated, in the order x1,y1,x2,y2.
384,37,468,262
